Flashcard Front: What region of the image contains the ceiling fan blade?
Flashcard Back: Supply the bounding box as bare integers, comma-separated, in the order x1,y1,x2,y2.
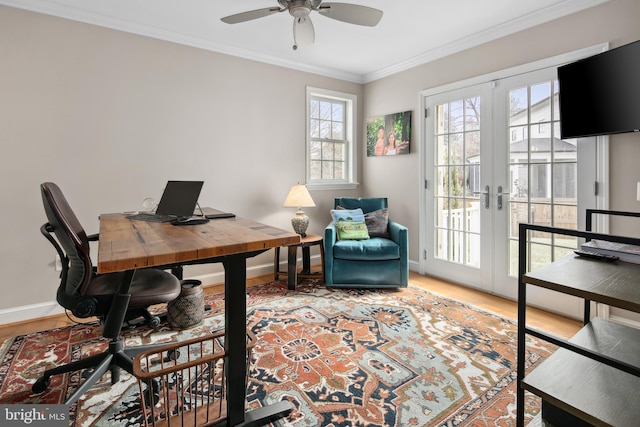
221,7,281,24
293,16,315,48
318,3,383,26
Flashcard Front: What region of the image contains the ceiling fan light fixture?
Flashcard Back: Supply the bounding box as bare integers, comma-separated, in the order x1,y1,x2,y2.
221,0,384,48
289,1,311,18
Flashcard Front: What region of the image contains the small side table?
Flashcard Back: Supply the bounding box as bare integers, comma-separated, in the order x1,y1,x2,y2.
274,234,324,290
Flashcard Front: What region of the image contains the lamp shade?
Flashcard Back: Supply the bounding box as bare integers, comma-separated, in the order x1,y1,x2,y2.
283,185,316,208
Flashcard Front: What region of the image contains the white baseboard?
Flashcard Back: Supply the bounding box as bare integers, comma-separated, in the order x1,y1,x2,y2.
1,256,420,326
0,302,66,326
0,260,280,326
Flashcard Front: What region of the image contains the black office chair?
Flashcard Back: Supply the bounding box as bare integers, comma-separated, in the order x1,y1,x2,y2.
33,182,182,405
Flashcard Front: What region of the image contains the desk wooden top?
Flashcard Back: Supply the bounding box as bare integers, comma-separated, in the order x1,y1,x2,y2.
97,209,300,274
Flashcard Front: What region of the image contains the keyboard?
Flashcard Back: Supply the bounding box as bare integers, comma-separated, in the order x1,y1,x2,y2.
126,212,176,222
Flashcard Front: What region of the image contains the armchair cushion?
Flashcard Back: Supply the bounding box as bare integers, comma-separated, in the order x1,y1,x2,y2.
330,208,365,223
335,221,370,240
333,237,399,260
364,208,389,237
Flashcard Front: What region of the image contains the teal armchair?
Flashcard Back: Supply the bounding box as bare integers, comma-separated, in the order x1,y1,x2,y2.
324,197,408,288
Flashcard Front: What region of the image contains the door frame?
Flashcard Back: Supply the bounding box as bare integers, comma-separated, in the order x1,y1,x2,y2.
418,44,610,299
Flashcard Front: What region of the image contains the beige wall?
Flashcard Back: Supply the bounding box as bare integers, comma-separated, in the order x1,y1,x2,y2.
1,0,639,315
363,0,640,258
0,6,361,311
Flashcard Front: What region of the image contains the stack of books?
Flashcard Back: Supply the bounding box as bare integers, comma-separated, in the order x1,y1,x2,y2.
580,239,640,264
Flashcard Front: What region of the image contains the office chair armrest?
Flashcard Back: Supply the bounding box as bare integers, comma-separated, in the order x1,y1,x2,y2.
87,233,99,242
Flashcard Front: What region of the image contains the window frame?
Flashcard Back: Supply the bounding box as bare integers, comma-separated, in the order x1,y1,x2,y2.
305,86,358,190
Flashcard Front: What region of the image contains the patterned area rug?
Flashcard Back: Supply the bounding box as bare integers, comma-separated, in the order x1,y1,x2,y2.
0,281,552,426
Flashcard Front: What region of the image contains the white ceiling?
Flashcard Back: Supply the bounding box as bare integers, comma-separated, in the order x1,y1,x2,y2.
2,0,608,83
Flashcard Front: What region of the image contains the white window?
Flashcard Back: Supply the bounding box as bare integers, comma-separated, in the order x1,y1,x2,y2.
306,87,358,190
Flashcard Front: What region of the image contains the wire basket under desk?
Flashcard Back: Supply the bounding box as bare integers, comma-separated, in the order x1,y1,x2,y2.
132,330,256,427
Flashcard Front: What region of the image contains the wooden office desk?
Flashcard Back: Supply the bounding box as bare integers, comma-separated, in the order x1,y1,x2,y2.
97,210,300,427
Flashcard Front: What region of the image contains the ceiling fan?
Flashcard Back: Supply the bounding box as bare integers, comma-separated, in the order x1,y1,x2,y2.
221,0,383,50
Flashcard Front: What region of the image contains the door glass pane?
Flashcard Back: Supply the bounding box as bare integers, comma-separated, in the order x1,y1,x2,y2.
508,80,577,276
433,96,482,266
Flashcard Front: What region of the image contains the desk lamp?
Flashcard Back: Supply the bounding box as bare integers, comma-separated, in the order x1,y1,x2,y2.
283,184,316,237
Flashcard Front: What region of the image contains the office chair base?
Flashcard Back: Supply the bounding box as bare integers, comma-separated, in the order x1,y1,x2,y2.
32,337,171,406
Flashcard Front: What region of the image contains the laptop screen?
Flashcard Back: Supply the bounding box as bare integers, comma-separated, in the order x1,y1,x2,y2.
155,181,204,217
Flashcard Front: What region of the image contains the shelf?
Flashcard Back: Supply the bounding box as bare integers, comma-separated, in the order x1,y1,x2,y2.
517,219,640,427
523,255,640,312
522,318,640,427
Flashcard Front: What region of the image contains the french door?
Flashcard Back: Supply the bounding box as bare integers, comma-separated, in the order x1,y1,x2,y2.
421,63,603,317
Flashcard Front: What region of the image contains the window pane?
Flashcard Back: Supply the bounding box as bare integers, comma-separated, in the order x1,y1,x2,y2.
553,139,576,163
510,164,528,200
530,203,552,226
334,142,345,161
554,204,578,229
332,103,344,121
322,142,334,159
449,100,464,133
530,82,551,122
309,141,321,160
320,101,331,120
465,164,480,197
310,99,319,119
450,133,463,164
510,202,528,238
310,119,320,138
332,122,344,140
467,233,480,266
553,164,576,199
334,161,344,179
449,165,464,199
310,160,322,179
530,165,548,198
510,87,528,126
436,198,447,227
436,167,447,196
321,161,333,179
437,135,448,165
465,130,480,160
320,120,331,138
530,242,552,272
465,97,481,130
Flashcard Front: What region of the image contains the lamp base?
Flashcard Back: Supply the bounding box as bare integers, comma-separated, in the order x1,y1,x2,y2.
291,208,309,237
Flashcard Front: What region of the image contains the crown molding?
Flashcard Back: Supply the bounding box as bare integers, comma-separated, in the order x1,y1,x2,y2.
362,0,610,83
0,0,364,83
1,0,610,85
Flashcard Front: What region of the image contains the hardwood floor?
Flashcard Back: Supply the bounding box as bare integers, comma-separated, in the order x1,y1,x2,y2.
0,270,581,345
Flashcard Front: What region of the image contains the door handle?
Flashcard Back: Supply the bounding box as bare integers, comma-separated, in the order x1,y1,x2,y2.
473,185,490,209
496,185,509,211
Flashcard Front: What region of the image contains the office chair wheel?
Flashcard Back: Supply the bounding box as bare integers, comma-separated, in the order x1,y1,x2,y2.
147,315,161,328
142,378,161,406
32,377,50,394
164,349,180,362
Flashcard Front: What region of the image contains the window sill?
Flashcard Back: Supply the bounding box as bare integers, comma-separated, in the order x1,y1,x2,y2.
306,182,359,191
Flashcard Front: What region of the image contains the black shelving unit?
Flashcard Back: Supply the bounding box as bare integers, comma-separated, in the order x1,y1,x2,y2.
516,213,640,426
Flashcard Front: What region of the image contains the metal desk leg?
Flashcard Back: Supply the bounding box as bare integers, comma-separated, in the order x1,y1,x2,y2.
223,255,293,426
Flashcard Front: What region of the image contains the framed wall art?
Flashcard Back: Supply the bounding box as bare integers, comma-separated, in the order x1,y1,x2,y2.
366,110,412,157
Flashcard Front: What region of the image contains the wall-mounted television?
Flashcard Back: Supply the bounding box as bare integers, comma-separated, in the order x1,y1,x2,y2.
558,40,640,139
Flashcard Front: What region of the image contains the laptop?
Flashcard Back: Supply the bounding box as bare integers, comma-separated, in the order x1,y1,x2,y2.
128,180,204,222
